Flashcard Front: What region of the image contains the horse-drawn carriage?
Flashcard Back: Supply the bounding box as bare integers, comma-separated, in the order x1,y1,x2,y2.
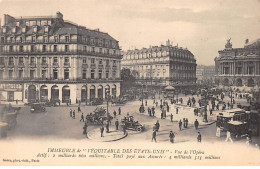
111,97,127,105
86,107,113,125
121,115,144,132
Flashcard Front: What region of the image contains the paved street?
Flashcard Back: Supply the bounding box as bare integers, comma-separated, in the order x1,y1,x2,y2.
5,93,259,148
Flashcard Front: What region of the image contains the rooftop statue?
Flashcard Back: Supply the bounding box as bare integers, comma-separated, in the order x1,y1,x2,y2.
225,38,232,49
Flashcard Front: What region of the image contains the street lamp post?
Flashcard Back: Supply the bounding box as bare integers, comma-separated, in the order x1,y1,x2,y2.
105,89,110,116
203,88,208,122
139,83,145,113
176,82,179,101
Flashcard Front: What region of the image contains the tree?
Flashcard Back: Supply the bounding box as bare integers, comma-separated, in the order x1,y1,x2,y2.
120,68,137,94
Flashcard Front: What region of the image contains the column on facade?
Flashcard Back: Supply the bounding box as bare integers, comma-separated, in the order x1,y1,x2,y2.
87,84,91,101
48,56,52,79
24,56,29,78
95,84,98,98
59,56,63,80
47,85,51,101
102,84,106,99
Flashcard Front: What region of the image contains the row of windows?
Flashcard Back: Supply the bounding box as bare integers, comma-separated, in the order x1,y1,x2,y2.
1,35,119,48
130,65,195,71
0,44,119,55
137,72,195,78
0,56,118,66
124,51,193,60
0,69,117,80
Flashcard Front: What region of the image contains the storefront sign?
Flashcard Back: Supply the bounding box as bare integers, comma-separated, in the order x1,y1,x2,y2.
0,83,22,91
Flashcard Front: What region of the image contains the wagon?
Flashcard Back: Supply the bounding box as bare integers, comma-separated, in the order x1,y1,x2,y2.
121,116,144,132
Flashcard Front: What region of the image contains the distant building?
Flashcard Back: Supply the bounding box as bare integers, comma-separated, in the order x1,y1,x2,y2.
196,65,215,85
0,12,122,103
215,38,260,90
122,40,197,89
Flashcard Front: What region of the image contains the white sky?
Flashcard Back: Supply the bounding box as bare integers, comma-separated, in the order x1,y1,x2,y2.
0,0,260,65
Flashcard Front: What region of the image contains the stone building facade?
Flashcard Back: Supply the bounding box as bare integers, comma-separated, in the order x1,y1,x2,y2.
0,12,122,103
196,65,215,85
122,40,196,89
215,38,260,90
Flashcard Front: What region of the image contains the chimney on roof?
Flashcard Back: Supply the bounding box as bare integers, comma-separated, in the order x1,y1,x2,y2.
166,39,171,46
94,28,99,32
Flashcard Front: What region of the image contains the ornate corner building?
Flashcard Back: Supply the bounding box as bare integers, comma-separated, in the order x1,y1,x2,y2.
0,12,122,103
121,40,197,89
215,38,260,90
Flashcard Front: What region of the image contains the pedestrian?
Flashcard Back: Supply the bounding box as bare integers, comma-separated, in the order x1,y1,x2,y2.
210,109,213,116
152,107,155,116
115,119,119,130
216,104,219,110
170,113,173,122
155,120,160,131
227,102,230,109
123,124,127,135
169,131,175,143
100,125,104,137
113,110,116,118
145,100,147,106
83,124,87,136
70,109,72,117
197,132,202,143
73,110,75,119
225,131,233,143
161,112,163,119
176,107,178,114
69,99,71,105
118,107,121,115
194,119,199,129
106,122,110,133
179,120,182,131
16,99,18,104
78,106,81,113
152,130,157,142
148,107,151,116
167,105,169,112
186,118,188,128
80,113,84,122
183,118,185,128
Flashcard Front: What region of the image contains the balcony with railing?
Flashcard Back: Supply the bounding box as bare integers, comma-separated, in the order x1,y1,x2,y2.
90,64,96,69
98,64,103,69
29,63,36,68
53,62,59,68
1,49,122,58
82,63,88,68
41,63,48,68
105,65,110,69
8,62,14,68
64,62,70,68
0,63,5,68
18,62,25,68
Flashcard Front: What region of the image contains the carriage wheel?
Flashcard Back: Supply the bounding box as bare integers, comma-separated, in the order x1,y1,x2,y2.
137,127,141,132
